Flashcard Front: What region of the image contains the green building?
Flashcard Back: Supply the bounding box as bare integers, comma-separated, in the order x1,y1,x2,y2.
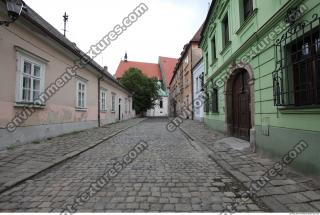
200,0,320,174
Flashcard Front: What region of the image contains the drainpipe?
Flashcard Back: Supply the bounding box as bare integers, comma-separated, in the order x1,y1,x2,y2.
98,76,103,127
191,46,194,120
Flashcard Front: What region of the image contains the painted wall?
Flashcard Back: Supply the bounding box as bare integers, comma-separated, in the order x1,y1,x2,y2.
200,0,320,174
146,97,168,117
169,43,202,117
193,59,204,122
0,12,134,149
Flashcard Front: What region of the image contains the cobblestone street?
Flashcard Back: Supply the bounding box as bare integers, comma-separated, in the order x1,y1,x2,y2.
0,118,319,212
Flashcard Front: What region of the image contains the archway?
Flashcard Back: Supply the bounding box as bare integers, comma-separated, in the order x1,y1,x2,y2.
225,65,256,150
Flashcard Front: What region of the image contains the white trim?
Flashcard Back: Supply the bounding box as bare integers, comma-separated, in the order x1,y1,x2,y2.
100,89,108,111
76,79,87,109
16,51,46,104
111,93,116,112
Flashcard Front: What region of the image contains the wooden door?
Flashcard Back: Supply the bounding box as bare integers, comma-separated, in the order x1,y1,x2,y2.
232,70,251,141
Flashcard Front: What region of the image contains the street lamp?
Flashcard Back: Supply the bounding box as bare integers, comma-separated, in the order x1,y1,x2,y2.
0,0,25,27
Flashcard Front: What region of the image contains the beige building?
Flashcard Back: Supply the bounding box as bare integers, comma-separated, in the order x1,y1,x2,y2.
0,2,135,150
169,26,203,117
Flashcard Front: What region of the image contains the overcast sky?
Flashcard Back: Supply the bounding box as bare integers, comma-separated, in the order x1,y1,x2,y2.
24,0,211,75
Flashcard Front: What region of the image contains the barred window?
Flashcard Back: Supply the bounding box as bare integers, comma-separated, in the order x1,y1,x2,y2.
273,14,320,107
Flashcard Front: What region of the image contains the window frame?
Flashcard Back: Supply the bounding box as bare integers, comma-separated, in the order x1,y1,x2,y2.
100,89,107,111
222,14,230,48
211,88,219,113
159,99,163,109
211,35,217,63
111,93,116,112
76,79,87,109
16,51,46,104
243,0,253,21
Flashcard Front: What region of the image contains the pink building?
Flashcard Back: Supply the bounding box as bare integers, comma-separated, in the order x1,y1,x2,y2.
0,2,135,150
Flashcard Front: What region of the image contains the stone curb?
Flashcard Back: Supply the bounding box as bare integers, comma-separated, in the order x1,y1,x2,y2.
0,118,146,195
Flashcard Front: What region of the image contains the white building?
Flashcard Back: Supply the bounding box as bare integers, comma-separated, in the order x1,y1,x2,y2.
193,58,205,122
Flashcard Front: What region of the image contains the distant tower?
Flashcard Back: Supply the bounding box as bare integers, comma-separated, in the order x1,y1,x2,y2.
63,12,69,37
124,52,128,62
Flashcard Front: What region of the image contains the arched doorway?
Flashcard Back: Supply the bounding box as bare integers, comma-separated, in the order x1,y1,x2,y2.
226,69,252,141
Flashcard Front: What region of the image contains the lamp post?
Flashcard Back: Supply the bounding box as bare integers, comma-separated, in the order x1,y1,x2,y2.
0,0,24,27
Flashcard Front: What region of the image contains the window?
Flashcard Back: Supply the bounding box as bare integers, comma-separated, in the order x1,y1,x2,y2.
205,52,209,74
125,98,128,113
211,36,217,62
17,52,45,103
76,80,87,109
112,93,116,112
100,90,107,111
205,89,210,113
184,56,189,65
196,77,199,93
290,31,320,106
159,99,163,109
222,14,230,48
243,0,253,21
273,21,320,107
211,88,219,112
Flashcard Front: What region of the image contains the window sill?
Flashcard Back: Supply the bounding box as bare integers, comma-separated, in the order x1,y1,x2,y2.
279,105,320,114
14,103,46,109
220,42,232,55
236,8,258,35
75,108,87,112
210,59,218,67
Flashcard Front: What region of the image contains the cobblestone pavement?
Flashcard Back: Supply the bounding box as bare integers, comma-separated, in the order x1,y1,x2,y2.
0,118,269,212
0,118,144,192
181,120,320,212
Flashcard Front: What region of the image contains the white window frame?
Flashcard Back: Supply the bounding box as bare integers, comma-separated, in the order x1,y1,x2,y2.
16,51,46,104
100,89,107,111
76,79,87,109
111,93,116,112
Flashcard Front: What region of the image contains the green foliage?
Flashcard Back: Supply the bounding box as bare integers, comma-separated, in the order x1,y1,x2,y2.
120,68,160,114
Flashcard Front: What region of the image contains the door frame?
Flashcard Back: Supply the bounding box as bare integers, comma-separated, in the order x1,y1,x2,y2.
225,63,256,151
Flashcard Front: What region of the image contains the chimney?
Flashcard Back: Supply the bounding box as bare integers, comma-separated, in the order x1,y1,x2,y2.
104,66,108,73
124,52,128,62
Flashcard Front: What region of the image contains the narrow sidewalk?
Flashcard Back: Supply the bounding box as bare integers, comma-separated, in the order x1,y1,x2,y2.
180,120,320,212
0,118,145,193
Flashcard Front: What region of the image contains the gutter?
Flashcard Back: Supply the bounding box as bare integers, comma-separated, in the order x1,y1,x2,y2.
19,5,132,95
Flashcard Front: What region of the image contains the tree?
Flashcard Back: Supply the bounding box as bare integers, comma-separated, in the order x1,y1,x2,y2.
120,68,160,115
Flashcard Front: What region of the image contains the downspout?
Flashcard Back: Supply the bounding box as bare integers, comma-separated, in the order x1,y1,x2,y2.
191,45,194,120
98,76,103,127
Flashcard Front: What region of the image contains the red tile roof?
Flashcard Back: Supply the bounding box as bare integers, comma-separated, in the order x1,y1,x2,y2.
159,56,178,88
115,60,162,80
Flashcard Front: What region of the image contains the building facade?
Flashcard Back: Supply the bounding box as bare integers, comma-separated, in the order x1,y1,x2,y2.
0,2,135,150
115,56,177,117
200,0,320,174
192,58,205,122
169,27,203,118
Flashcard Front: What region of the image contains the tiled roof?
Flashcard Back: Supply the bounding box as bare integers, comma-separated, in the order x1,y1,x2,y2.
170,25,204,85
159,56,178,88
191,24,203,42
115,60,162,80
